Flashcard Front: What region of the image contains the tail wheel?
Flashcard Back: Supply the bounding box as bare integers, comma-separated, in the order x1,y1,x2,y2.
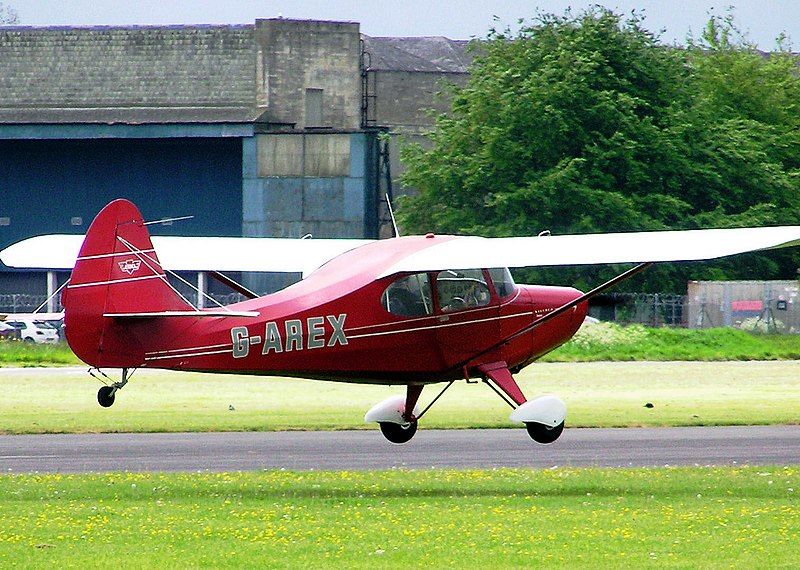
93,367,133,408
525,421,564,444
97,386,116,408
379,421,418,444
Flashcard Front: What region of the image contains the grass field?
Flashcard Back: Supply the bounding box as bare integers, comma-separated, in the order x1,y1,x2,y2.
1,360,798,434
0,467,797,568
4,325,800,367
0,341,79,366
541,324,800,362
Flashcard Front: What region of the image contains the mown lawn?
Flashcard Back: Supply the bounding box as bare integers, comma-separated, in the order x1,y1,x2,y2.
0,341,79,366
0,467,797,568
0,361,798,433
4,325,800,367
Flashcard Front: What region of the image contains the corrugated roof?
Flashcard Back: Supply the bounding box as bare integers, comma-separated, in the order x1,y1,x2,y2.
0,23,474,125
0,25,257,124
361,35,473,73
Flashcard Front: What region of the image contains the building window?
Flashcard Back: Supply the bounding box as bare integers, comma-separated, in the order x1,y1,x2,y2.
305,88,324,127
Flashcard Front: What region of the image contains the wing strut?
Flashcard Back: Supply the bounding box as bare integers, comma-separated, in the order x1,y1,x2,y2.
461,262,653,371
209,271,259,300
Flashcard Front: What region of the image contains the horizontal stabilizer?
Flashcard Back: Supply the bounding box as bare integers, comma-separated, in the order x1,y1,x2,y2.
103,310,259,318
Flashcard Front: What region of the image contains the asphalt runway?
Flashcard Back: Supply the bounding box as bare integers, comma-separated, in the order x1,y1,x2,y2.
0,425,798,473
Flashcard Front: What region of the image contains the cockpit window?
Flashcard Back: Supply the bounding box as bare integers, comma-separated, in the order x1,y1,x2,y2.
381,273,433,317
488,267,516,298
436,269,491,313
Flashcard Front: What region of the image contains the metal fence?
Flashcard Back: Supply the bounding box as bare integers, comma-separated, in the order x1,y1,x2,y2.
685,280,800,333
587,281,800,333
3,280,799,333
589,293,686,327
0,294,51,314
0,292,250,314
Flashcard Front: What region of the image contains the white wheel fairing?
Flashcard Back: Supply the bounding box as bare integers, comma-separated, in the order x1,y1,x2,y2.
509,395,566,427
364,395,421,425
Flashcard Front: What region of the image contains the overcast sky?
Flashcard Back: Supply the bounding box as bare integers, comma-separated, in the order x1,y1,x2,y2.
7,1,800,49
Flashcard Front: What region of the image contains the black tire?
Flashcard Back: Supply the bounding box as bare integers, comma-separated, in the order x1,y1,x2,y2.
23,337,35,343
379,421,418,444
525,421,564,444
97,386,116,408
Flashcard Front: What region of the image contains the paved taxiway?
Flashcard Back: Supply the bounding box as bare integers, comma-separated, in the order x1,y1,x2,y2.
0,425,797,472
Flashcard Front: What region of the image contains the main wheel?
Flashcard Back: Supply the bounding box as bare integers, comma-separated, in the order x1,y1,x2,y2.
379,421,418,444
525,421,564,444
97,386,116,408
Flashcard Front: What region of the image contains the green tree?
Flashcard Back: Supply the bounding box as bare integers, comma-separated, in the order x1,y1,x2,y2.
398,8,800,292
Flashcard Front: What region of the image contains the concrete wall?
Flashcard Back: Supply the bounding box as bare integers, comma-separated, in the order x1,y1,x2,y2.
367,70,467,207
255,19,361,129
368,70,466,131
686,280,800,330
242,132,372,240
240,130,378,293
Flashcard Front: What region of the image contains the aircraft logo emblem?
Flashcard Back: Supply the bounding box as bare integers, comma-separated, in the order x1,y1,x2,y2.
118,259,142,274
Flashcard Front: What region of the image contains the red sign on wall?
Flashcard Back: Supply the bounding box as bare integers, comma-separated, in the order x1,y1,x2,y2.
731,300,763,312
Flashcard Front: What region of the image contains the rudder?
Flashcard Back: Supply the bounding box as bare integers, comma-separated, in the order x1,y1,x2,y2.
62,199,192,367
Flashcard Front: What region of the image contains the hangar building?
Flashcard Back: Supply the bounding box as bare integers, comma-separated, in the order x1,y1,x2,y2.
0,18,470,308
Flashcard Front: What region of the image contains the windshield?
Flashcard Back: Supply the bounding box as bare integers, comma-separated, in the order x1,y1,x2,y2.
488,267,516,298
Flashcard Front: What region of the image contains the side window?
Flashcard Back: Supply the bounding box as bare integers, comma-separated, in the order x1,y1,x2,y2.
436,269,491,313
488,267,516,299
381,273,433,317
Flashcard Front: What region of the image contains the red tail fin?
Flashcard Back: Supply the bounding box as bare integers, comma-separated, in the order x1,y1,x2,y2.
62,199,191,367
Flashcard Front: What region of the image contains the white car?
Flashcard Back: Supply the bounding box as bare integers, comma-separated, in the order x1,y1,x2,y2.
3,319,60,344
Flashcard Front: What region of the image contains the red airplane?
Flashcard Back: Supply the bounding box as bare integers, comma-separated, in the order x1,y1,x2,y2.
4,199,800,444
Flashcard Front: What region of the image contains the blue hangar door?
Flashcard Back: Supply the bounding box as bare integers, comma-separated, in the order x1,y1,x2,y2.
0,137,243,249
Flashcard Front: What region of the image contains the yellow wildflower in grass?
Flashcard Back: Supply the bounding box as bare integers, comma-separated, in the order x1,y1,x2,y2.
0,466,797,567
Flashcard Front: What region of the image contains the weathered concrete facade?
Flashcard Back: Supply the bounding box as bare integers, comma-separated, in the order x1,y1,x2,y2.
359,36,471,235
0,18,471,302
244,133,369,239
254,19,361,129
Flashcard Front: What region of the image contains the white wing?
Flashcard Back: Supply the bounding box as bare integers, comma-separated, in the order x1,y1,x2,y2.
5,226,800,277
378,226,800,277
0,234,373,275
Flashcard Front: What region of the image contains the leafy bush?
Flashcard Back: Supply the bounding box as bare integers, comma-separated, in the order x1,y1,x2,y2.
568,322,648,349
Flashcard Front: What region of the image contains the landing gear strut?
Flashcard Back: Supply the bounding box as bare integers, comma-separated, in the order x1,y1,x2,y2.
365,384,432,444
91,367,133,408
364,363,567,445
479,361,567,445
